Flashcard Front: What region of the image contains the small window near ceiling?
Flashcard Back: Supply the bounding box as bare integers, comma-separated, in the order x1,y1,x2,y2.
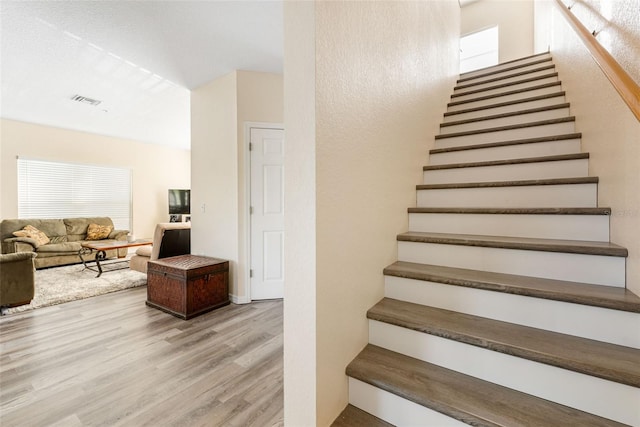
460,26,499,73
17,158,132,231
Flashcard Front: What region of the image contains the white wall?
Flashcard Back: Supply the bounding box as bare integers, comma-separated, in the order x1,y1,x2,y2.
534,0,640,295
190,70,283,303
462,0,536,63
283,1,317,424
0,118,190,239
190,72,239,295
283,1,460,425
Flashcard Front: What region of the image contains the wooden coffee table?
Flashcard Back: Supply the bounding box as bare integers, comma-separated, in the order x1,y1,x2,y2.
79,239,152,277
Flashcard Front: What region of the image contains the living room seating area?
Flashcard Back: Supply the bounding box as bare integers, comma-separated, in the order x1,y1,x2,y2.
0,217,129,269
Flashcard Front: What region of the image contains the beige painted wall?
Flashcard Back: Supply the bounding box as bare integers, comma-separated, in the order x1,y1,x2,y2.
283,1,317,425
462,0,536,63
237,70,284,301
0,118,190,239
190,71,239,296
284,1,460,425
534,0,640,295
536,0,640,85
190,70,283,303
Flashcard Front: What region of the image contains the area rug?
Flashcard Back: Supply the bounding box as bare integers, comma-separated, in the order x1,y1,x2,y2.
4,262,147,315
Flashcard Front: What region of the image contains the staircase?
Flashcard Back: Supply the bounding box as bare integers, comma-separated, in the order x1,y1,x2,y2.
332,53,640,427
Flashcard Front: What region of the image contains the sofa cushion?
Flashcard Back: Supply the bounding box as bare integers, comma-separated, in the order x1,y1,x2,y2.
49,235,68,244
86,223,113,240
64,217,115,242
135,246,152,257
12,225,50,247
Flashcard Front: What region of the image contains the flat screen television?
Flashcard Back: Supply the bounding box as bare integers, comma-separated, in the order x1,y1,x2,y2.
168,189,190,214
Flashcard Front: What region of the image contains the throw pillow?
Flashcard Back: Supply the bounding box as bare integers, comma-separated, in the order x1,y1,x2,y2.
86,223,113,240
12,225,51,247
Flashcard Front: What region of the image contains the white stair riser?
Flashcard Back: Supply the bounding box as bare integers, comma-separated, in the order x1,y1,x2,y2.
454,69,556,93
440,107,570,135
397,241,625,286
370,321,640,426
460,55,552,80
448,85,562,112
417,183,597,209
408,212,609,241
429,139,582,165
423,159,588,184
435,122,576,149
348,378,466,427
442,95,566,123
452,77,559,103
385,276,640,348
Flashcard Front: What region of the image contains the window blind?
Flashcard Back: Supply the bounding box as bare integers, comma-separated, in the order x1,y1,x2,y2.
17,158,132,231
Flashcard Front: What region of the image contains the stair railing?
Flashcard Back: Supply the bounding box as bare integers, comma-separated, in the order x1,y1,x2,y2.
553,0,640,122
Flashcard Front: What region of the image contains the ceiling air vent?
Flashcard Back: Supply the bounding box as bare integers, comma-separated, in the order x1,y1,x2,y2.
70,94,102,106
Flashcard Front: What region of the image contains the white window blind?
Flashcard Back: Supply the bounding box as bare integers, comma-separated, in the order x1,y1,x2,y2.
17,158,132,231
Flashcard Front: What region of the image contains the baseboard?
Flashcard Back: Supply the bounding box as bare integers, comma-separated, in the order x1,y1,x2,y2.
229,293,250,304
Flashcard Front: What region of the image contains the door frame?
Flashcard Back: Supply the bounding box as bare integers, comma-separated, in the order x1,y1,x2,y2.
243,121,284,303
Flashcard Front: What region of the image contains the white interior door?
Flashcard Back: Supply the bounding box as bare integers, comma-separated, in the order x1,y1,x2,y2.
250,127,285,300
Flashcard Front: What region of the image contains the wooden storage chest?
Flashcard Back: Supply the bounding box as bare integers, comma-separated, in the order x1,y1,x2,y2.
146,254,229,319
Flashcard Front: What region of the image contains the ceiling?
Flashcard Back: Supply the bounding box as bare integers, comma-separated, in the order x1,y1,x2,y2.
0,1,284,150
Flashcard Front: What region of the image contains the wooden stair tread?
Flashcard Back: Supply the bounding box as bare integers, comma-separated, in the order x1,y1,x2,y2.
444,92,566,117
384,261,640,312
408,207,611,215
430,133,582,154
458,53,552,83
347,344,626,427
435,117,575,140
448,82,562,107
440,103,570,128
369,298,640,387
331,404,393,427
451,73,559,99
423,153,588,171
396,231,628,257
417,176,598,190
455,64,556,91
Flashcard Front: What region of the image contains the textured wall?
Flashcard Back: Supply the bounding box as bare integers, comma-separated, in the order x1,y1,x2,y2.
282,1,460,425
283,1,317,425
535,0,640,295
543,0,640,85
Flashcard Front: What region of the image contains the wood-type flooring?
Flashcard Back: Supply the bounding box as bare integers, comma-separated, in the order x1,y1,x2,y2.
0,286,283,427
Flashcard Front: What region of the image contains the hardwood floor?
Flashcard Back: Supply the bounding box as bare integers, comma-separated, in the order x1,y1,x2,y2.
0,287,283,427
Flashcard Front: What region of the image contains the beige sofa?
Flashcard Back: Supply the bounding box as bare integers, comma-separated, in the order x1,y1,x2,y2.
1,217,129,269
130,222,190,273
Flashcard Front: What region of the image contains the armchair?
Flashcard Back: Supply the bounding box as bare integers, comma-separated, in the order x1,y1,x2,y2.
1,252,37,314
130,222,190,273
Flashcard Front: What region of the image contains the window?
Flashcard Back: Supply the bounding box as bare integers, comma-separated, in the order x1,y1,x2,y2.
17,158,132,230
460,26,499,73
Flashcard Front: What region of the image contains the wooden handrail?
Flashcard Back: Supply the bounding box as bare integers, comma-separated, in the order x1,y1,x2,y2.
554,0,640,122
